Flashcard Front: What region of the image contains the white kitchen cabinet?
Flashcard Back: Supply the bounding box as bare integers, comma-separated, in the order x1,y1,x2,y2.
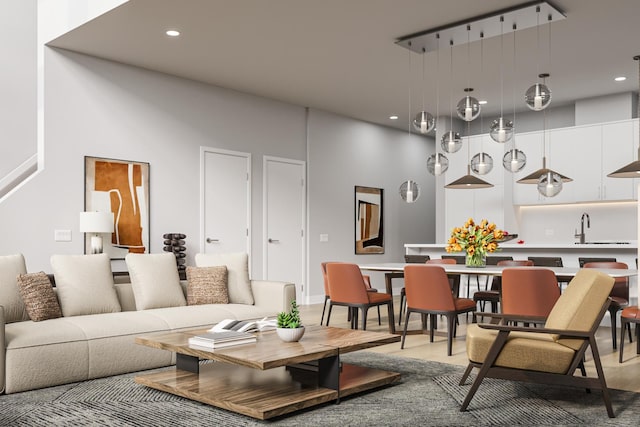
602,120,635,200
511,131,545,205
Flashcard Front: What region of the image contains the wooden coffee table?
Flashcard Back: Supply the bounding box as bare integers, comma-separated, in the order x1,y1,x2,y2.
134,325,400,420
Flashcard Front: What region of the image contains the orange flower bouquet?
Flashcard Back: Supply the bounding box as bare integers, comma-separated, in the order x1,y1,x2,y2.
445,218,505,267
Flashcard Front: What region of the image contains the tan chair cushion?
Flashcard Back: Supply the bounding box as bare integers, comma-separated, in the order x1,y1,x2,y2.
195,253,254,305
545,269,614,350
16,272,62,321
466,324,575,374
125,253,186,310
186,266,229,305
51,254,121,316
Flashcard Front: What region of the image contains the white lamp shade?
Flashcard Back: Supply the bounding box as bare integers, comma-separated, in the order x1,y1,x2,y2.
79,211,114,233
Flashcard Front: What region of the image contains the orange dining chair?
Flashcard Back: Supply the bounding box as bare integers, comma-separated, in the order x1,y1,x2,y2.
473,260,533,315
399,258,456,326
320,262,380,326
325,263,394,332
500,267,560,324
583,261,629,349
401,265,476,356
620,306,640,362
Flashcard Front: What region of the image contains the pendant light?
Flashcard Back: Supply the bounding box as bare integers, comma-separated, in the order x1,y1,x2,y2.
455,25,481,122
427,35,449,176
400,49,421,203
413,49,435,134
470,31,493,175
489,16,513,143
446,109,493,188
524,7,552,111
607,55,640,178
441,40,462,153
503,23,526,172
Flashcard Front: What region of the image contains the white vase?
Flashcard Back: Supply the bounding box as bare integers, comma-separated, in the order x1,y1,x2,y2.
276,326,305,342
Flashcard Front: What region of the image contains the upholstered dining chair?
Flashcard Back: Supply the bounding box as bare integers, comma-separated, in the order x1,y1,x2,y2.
460,269,616,418
399,258,456,325
320,262,380,326
473,259,532,315
620,306,640,362
325,262,394,331
583,261,629,349
401,265,476,356
500,267,560,325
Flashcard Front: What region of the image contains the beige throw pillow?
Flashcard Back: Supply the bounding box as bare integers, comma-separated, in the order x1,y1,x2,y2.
195,252,254,305
16,272,62,322
0,254,29,323
186,266,229,305
51,253,121,316
126,253,186,310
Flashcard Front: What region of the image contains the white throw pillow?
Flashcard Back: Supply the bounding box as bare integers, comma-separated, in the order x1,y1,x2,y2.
125,253,186,310
195,252,254,305
50,253,121,316
0,253,29,323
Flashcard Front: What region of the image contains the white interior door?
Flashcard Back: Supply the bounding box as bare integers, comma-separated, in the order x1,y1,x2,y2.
201,147,251,255
263,156,306,299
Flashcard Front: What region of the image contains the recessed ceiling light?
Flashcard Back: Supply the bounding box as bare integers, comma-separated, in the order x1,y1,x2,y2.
166,30,180,37
389,115,399,120
478,100,488,105
614,76,626,82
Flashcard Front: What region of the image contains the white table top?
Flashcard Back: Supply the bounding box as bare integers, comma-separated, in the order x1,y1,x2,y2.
358,262,638,278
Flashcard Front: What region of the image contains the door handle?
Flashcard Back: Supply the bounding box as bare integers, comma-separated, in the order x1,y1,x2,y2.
268,238,279,243
206,238,220,244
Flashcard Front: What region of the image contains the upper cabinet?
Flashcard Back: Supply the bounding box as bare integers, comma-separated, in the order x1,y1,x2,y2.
512,119,639,205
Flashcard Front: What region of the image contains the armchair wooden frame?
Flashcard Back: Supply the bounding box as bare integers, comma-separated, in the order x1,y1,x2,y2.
459,298,615,418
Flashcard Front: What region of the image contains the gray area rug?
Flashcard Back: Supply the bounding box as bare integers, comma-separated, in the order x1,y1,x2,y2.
1,352,638,426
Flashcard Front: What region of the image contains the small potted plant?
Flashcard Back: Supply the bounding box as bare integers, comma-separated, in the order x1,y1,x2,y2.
276,300,305,342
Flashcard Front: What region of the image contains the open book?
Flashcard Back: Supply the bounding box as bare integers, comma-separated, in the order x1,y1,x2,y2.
209,317,278,333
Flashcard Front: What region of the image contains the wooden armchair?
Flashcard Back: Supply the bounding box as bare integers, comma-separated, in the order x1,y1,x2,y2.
459,269,616,418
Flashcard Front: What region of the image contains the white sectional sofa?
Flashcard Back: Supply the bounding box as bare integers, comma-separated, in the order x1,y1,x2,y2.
0,252,295,394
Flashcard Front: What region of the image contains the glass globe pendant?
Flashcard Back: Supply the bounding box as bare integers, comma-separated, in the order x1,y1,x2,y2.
470,152,493,175
399,180,420,203
489,117,514,143
525,79,551,111
502,148,527,172
427,153,449,176
537,170,562,197
441,130,462,153
413,111,435,134
456,91,481,121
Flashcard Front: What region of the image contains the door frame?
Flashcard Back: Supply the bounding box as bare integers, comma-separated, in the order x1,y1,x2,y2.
200,146,252,256
262,155,307,300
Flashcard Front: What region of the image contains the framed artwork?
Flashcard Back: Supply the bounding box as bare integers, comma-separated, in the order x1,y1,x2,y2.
84,156,150,259
354,186,384,254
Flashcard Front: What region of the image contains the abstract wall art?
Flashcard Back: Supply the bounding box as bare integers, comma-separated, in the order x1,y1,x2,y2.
85,156,150,259
354,186,384,254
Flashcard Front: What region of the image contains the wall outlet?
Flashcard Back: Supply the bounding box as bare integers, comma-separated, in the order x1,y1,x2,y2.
319,233,329,242
54,229,72,242
544,229,554,236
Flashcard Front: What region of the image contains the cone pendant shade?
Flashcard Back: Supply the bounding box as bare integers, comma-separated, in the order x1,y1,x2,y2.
445,165,493,189
516,157,572,184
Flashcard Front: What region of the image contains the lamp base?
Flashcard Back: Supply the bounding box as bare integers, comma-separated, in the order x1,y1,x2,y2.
90,235,104,254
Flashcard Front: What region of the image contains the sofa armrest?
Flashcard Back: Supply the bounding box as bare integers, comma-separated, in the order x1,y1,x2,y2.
0,305,5,393
250,280,296,313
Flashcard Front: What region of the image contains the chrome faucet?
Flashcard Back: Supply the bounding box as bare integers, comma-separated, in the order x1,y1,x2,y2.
574,212,590,244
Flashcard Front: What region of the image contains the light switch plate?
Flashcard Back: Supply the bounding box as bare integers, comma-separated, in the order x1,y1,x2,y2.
54,229,72,242
320,233,329,242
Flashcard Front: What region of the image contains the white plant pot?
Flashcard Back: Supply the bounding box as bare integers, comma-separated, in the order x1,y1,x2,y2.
276,326,305,342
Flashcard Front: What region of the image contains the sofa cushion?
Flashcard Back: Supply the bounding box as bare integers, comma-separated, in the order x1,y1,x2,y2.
0,254,29,323
126,253,186,310
50,253,121,316
195,253,254,305
186,266,229,305
16,272,62,321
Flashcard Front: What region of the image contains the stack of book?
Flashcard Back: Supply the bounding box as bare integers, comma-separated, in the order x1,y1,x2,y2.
188,330,256,349
209,317,277,333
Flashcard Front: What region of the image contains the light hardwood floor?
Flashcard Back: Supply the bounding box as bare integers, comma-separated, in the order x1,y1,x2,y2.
298,298,640,393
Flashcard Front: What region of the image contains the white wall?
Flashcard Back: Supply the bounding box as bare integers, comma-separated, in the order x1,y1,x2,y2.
307,110,436,301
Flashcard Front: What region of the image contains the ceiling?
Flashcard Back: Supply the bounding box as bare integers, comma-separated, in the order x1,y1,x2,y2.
48,0,640,133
